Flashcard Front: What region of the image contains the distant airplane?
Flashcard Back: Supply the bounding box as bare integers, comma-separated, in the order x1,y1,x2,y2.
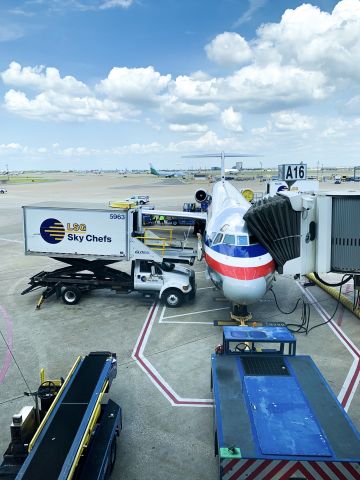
150,163,185,178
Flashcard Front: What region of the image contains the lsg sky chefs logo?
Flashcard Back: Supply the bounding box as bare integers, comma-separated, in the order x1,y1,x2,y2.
40,218,65,244
40,219,112,244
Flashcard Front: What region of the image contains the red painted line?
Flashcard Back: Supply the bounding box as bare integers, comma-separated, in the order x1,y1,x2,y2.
0,305,13,384
133,303,213,406
204,252,275,281
342,361,360,407
297,463,318,480
326,462,350,480
306,288,360,359
222,459,239,475
279,462,318,480
343,462,360,479
228,459,256,480
309,461,332,480
262,461,289,480
244,460,272,480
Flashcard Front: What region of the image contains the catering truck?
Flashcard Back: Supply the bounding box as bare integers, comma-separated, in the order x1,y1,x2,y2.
21,202,196,308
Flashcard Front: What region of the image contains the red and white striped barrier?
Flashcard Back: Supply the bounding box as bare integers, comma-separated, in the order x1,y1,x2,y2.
220,458,360,480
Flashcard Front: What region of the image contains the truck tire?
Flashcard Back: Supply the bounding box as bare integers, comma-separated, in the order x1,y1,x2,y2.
171,219,179,226
163,288,184,308
62,286,82,305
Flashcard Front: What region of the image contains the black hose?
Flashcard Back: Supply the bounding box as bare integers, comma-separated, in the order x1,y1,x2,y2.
313,272,352,287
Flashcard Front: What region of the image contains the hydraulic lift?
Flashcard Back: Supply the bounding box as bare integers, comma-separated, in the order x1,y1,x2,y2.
0,352,121,480
211,327,360,479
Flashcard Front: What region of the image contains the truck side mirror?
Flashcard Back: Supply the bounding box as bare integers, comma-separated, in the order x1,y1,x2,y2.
151,266,156,276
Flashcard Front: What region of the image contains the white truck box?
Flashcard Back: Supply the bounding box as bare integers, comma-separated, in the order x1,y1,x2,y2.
23,202,133,260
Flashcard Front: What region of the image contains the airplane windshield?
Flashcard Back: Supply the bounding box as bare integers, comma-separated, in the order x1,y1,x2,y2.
213,233,223,244
237,236,248,246
223,234,235,245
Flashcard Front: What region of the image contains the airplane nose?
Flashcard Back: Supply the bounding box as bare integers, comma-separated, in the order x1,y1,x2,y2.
222,276,268,305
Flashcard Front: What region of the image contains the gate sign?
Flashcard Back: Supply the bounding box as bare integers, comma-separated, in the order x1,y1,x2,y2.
278,163,307,182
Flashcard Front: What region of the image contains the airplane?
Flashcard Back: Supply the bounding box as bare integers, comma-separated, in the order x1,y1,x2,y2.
150,163,185,178
185,152,275,314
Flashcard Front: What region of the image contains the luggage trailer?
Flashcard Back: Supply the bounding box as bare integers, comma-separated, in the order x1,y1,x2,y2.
0,352,121,480
211,327,360,480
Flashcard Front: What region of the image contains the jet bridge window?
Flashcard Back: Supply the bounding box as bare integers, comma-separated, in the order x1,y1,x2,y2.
223,234,236,245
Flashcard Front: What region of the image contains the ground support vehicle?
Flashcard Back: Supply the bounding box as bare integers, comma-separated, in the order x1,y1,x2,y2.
0,352,121,480
22,258,196,308
0,187,7,194
126,195,149,205
21,202,196,308
211,326,360,479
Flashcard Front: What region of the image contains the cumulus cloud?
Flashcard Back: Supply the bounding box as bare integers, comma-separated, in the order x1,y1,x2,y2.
99,0,134,8
221,107,243,132
2,62,89,95
4,88,137,122
169,123,209,133
270,111,315,131
162,100,220,123
97,66,171,104
205,32,252,66
256,0,360,81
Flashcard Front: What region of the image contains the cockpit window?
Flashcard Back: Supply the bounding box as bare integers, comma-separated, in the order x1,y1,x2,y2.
213,233,223,244
237,236,248,246
223,234,235,245
220,224,230,233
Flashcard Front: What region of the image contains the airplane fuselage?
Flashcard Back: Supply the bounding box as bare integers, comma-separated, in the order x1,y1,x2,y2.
203,181,275,305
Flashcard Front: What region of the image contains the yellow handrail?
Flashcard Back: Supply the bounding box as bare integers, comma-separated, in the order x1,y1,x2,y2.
29,357,82,452
67,379,109,479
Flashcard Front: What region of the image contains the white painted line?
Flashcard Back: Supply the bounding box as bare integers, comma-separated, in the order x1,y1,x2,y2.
0,238,22,244
132,303,213,407
297,282,360,411
197,286,214,291
163,307,229,320
161,320,214,325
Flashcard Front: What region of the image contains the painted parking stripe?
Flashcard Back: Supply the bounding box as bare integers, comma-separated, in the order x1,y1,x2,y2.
132,303,213,407
0,305,13,384
297,282,360,411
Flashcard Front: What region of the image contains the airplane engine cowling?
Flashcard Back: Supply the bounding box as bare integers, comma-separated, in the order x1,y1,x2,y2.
195,189,208,203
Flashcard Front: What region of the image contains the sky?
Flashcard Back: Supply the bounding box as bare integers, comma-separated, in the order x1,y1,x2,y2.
0,0,360,171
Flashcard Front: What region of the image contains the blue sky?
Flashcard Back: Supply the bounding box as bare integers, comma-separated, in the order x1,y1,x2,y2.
0,0,359,171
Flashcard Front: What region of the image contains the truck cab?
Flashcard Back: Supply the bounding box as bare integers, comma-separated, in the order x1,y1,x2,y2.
133,260,195,307
127,195,149,205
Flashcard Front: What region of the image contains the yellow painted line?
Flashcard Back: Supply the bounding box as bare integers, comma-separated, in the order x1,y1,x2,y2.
28,356,82,452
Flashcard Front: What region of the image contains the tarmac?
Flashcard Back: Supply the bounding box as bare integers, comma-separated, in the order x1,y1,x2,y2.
0,172,359,480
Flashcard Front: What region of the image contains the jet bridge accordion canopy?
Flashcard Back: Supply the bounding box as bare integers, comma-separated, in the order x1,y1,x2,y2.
244,196,301,272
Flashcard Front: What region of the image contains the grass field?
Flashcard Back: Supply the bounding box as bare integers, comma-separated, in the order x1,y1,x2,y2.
0,176,56,184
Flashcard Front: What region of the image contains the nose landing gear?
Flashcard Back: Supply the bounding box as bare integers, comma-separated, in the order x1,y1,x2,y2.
231,304,253,324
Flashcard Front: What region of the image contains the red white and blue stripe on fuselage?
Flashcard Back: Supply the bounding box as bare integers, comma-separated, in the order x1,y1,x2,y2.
204,239,275,281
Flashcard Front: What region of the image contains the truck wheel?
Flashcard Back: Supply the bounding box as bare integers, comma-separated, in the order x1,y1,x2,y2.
163,289,184,308
62,286,81,305
172,219,178,226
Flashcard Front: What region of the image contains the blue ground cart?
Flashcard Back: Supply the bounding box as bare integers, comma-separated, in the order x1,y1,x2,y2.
211,326,360,479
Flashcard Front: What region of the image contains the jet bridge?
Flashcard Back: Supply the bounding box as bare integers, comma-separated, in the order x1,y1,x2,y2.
244,190,360,277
